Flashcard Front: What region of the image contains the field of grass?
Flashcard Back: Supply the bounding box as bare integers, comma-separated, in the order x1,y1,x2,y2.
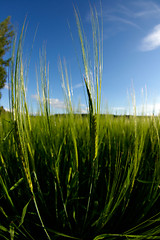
1,5,160,240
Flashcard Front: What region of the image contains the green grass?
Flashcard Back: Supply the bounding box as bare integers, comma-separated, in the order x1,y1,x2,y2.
1,113,160,239
1,4,160,240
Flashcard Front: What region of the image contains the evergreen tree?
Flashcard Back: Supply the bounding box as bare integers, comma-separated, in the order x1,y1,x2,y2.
0,16,14,99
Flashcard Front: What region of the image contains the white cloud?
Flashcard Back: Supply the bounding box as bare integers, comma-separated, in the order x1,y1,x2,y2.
111,106,127,115
111,103,160,116
79,104,89,114
48,98,66,109
80,108,88,114
31,94,66,109
112,107,126,111
4,107,11,112
4,83,27,92
31,94,39,100
140,24,160,51
136,103,160,115
4,83,10,90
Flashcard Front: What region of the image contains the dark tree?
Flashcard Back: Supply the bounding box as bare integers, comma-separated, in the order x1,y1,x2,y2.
0,16,14,99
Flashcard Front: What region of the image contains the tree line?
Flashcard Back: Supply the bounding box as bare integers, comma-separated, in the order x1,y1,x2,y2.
0,16,14,100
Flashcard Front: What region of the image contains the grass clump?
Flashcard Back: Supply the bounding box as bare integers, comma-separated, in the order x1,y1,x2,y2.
1,3,160,240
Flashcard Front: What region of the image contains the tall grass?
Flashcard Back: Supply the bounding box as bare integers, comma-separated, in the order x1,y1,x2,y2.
1,3,160,240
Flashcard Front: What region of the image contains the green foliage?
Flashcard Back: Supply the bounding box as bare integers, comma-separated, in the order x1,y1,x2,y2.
1,112,160,239
0,16,14,99
0,106,5,114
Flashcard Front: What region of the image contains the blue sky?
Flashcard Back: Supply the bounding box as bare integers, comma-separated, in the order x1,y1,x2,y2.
1,0,160,115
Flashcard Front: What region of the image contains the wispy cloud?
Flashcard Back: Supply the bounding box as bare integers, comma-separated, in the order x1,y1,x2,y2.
71,83,83,95
92,1,160,39
133,1,160,18
117,1,160,19
104,14,140,29
72,83,83,89
140,24,160,51
90,1,141,39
